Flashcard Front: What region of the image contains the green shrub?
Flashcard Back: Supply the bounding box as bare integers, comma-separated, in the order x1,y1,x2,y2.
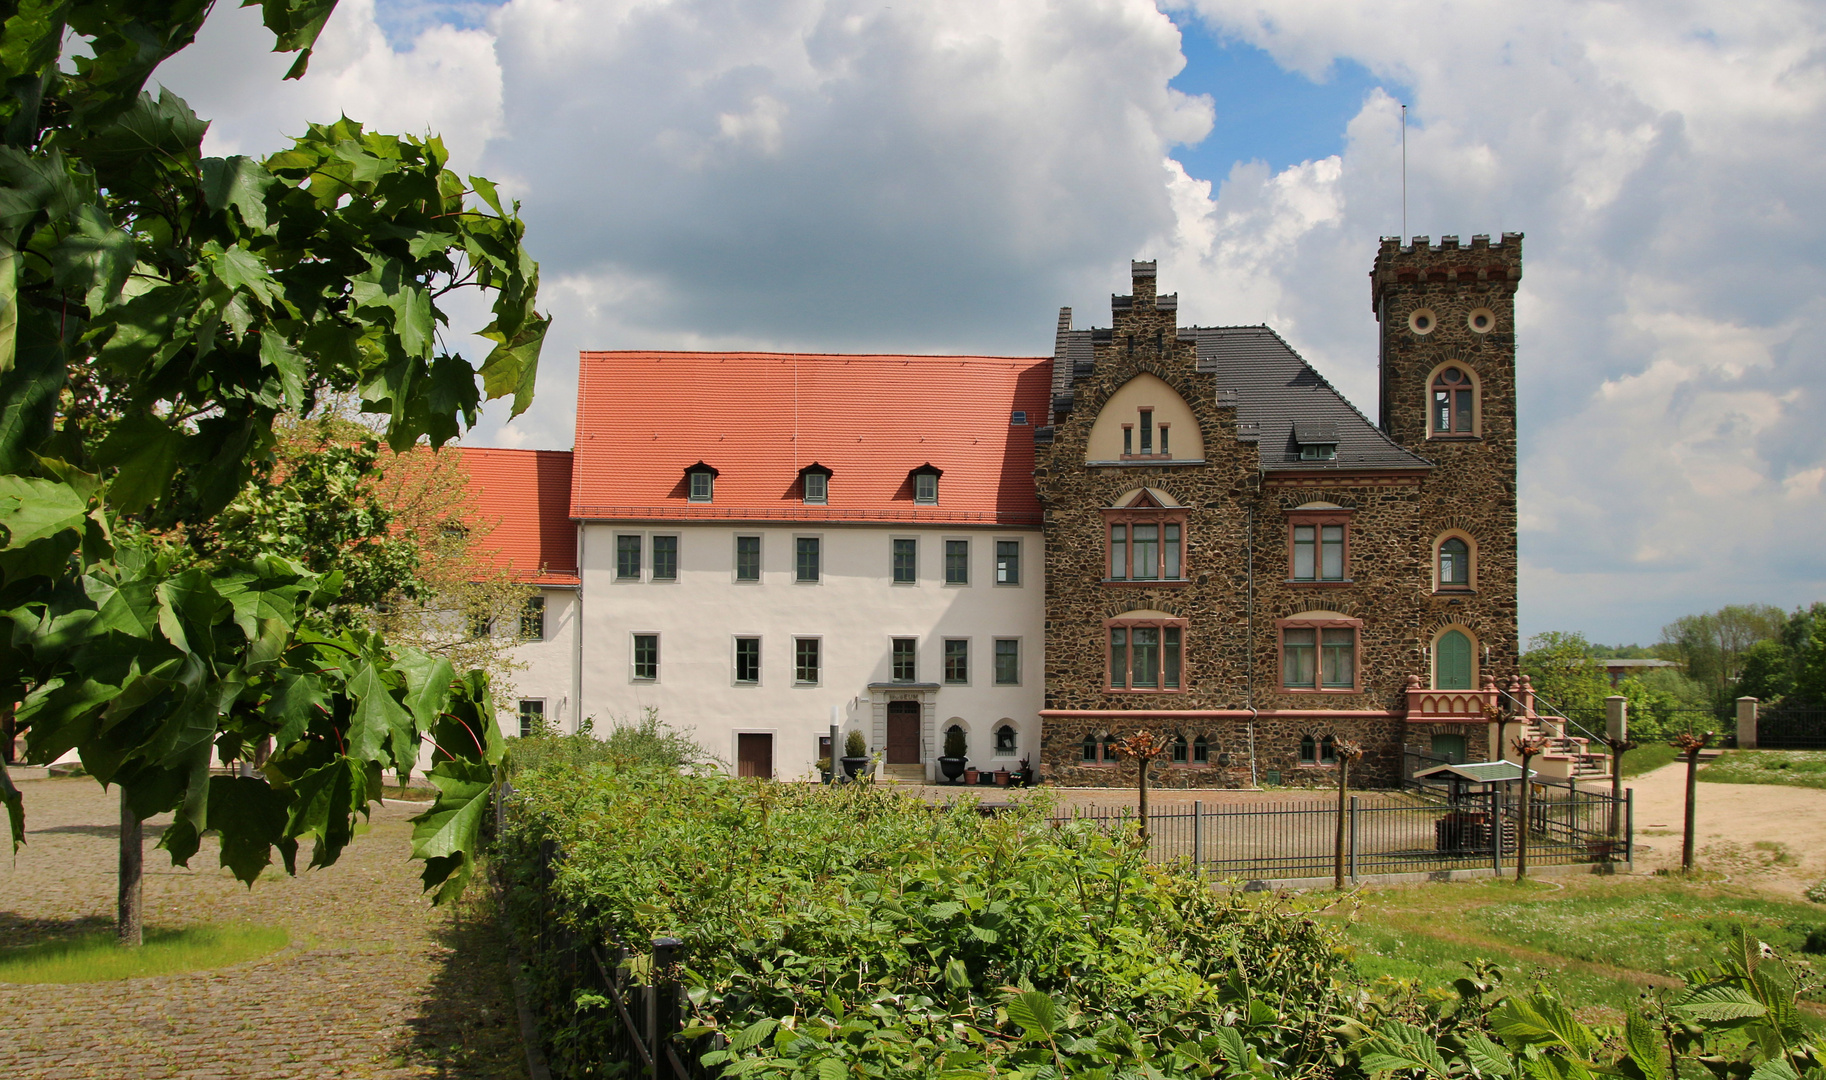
1808,879,1826,904
843,728,867,759
500,763,1356,1078
507,709,709,777
943,724,967,759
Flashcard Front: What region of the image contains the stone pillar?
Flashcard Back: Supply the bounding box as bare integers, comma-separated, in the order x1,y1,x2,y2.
1736,697,1758,750
1605,695,1627,743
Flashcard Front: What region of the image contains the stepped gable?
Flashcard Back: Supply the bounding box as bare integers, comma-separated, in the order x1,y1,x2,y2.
451,447,578,584
1192,326,1432,472
571,351,1053,525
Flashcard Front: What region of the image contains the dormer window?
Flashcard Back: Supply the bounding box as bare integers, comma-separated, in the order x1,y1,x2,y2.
684,461,719,502
910,463,942,505
1294,421,1338,462
799,462,831,505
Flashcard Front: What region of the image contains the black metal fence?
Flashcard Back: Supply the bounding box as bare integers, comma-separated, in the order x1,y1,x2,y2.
1050,783,1630,882
1759,705,1826,749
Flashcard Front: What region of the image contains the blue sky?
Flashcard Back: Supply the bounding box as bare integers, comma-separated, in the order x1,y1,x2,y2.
160,0,1826,647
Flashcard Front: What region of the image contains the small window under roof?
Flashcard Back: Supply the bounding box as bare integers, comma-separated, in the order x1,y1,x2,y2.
1011,410,1027,425
1294,420,1338,461
799,462,831,504
910,463,943,505
684,461,719,502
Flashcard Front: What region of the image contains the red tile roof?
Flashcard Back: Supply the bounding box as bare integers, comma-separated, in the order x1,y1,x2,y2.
571,352,1053,526
452,447,579,584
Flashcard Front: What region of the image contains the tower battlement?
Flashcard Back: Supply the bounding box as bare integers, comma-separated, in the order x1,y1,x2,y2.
1371,233,1523,311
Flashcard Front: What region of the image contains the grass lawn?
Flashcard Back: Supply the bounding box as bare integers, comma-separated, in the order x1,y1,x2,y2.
1617,742,1679,778
1700,750,1826,790
1334,876,1826,1021
0,923,288,984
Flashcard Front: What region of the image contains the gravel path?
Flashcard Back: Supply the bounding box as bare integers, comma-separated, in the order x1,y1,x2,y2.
0,776,526,1080
1628,754,1826,895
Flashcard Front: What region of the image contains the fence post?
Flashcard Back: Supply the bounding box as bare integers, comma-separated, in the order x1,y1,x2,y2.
1736,697,1758,750
1192,800,1203,870
1491,787,1504,875
648,937,682,1080
1625,788,1634,866
1348,796,1359,882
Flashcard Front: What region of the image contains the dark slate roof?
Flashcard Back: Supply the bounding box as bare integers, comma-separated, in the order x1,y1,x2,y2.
1192,326,1432,472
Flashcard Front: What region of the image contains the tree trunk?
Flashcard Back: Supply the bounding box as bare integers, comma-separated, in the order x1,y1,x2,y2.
118,787,143,947
1334,757,1349,890
1136,758,1150,844
1682,750,1699,872
1515,766,1531,882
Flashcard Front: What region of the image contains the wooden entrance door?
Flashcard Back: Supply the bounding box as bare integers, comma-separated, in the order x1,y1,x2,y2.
736,733,773,778
886,702,921,765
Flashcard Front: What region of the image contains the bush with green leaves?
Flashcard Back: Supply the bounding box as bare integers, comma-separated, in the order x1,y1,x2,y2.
499,763,1357,1079
943,724,967,759
506,710,709,777
844,728,868,759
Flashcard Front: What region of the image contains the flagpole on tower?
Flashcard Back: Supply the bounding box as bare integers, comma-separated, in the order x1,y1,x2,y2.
1400,103,1408,243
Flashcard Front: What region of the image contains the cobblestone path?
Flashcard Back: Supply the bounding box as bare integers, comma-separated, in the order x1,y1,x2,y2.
0,777,526,1080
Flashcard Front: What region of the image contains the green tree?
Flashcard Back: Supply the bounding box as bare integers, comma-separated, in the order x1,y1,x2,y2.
1659,604,1786,710
1733,638,1795,704
1520,631,1610,718
0,0,544,942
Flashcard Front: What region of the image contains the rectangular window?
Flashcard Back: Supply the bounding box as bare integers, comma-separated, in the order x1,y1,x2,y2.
1109,628,1127,688
1159,424,1170,456
803,472,828,504
944,539,969,585
795,638,820,684
616,534,642,580
735,535,761,581
1109,525,1127,580
1130,627,1159,688
1164,627,1181,689
995,540,1020,585
1139,409,1153,454
517,699,543,738
519,595,545,640
651,535,678,580
1164,523,1181,579
1455,389,1473,432
944,639,968,684
1122,426,1133,455
892,538,917,584
914,473,938,503
1282,628,1316,688
994,639,1019,685
689,472,714,501
1292,525,1315,580
1320,628,1355,688
796,536,820,582
1133,524,1159,579
1434,391,1452,434
734,637,760,684
892,638,917,682
632,634,659,681
1320,525,1344,580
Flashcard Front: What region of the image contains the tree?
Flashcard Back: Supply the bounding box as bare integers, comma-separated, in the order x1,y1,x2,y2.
1519,632,1610,718
1731,639,1794,704
0,0,545,942
1659,604,1786,710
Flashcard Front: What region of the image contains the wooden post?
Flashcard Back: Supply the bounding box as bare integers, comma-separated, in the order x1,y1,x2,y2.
1333,741,1364,890
1512,736,1546,882
1672,732,1711,873
118,787,143,947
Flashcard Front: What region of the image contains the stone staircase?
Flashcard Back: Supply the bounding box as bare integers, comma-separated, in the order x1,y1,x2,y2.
1513,714,1611,782
881,764,926,785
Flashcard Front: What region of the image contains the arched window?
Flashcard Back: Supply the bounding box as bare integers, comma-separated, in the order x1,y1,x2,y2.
994,724,1017,755
1081,734,1098,762
1438,536,1471,589
1171,733,1188,763
1320,735,1337,764
1082,732,1116,765
1299,734,1317,764
1193,735,1211,764
1432,367,1475,435
1435,629,1475,690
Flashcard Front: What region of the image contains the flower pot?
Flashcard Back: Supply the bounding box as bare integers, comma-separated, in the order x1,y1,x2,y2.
841,756,869,780
993,769,1010,786
939,756,966,783
963,769,979,785
977,771,995,786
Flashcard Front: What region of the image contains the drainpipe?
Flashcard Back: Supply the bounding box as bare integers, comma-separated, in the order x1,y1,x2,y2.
1245,506,1259,789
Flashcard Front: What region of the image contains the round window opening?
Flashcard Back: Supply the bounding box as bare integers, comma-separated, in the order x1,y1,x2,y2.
1408,308,1437,335
1468,307,1496,333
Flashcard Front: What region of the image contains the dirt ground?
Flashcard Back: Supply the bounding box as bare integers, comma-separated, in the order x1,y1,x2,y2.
0,776,526,1080
1627,753,1826,895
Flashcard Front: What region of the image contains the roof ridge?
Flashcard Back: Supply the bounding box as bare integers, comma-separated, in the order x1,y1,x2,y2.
578,350,1049,362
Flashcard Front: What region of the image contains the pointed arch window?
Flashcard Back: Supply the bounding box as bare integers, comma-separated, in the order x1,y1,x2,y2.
1431,367,1476,436
1170,733,1188,764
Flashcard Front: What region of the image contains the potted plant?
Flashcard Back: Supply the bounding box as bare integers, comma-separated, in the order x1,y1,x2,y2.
963,764,979,785
841,729,870,781
816,756,833,784
939,726,968,783
1016,757,1035,787
993,768,1010,786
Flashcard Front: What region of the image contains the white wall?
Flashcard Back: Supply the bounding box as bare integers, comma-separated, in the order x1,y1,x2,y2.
576,522,1045,779
503,587,580,738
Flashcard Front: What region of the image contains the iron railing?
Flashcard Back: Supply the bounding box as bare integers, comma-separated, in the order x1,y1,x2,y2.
1758,705,1826,749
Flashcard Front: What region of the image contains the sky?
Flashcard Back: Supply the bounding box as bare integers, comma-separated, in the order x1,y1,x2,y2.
155,0,1826,646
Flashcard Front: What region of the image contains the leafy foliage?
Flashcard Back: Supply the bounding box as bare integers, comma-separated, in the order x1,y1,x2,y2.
506,709,711,776
500,763,1358,1079
0,0,543,903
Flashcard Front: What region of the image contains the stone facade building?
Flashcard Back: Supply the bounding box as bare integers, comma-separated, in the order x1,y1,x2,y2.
455,235,1575,789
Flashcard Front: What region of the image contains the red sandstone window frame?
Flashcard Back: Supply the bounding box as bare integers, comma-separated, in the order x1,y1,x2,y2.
1276,615,1363,693
1285,507,1352,584
1102,497,1188,585
1104,615,1188,693
1433,531,1477,593
1428,364,1481,439
1079,730,1119,766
